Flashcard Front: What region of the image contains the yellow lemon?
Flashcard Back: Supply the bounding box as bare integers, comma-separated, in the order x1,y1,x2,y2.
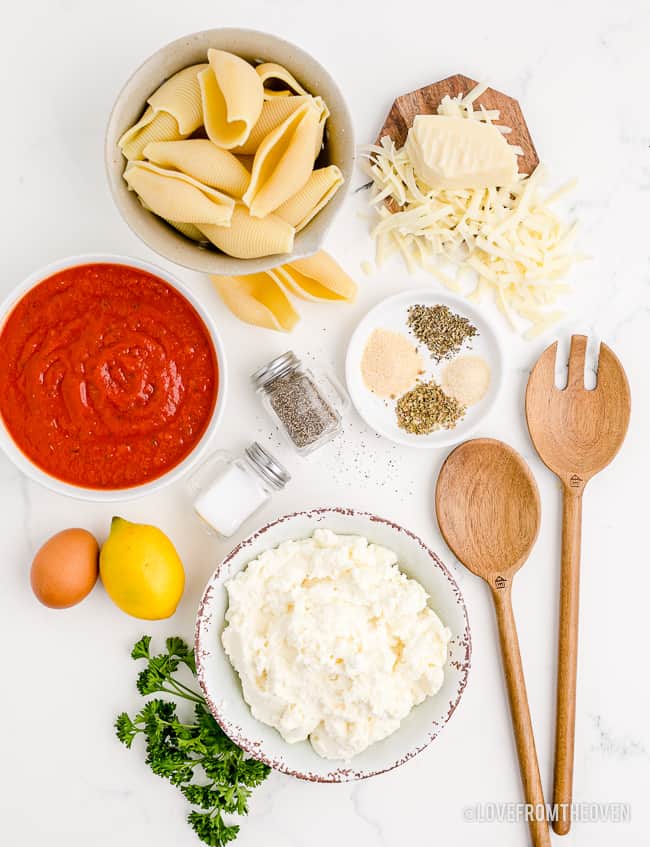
100,517,185,620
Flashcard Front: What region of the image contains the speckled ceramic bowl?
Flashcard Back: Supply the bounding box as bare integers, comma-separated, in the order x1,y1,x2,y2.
105,28,354,276
195,507,471,782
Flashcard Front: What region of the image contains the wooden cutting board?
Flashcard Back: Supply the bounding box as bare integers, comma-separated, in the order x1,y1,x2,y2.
376,73,539,176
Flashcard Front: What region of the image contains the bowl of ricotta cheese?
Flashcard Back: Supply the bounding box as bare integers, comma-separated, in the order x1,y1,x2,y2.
195,507,471,781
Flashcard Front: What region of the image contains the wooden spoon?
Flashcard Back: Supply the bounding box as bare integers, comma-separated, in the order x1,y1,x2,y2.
525,335,631,835
436,438,550,847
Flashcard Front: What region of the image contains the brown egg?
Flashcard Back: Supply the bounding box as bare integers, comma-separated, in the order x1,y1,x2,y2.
31,528,99,609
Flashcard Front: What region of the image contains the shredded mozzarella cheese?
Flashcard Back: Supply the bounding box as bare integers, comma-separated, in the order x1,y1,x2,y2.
361,84,583,337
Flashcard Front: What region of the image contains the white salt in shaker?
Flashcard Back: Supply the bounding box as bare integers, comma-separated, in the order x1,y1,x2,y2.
188,442,290,538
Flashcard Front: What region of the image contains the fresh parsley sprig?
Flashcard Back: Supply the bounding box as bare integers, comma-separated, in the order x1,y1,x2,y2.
116,635,270,847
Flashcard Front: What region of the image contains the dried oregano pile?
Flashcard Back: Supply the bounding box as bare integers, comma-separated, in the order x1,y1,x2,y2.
407,304,478,362
396,380,466,434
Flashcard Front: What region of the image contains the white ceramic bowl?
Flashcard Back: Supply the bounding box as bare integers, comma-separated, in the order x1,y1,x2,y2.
105,28,354,276
345,289,504,449
195,507,471,782
0,254,227,502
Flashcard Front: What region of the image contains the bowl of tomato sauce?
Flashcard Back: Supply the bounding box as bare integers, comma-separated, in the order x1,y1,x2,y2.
0,255,227,501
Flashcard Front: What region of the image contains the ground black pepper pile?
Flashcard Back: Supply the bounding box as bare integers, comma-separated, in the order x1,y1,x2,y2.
407,304,478,362
268,371,338,449
395,380,465,434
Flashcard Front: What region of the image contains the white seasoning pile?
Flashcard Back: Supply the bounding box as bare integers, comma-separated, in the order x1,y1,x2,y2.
361,328,423,399
441,355,491,406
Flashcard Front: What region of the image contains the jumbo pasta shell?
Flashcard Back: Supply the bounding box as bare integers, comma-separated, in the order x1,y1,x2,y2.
243,101,321,218
235,154,255,171
119,108,183,161
313,96,330,160
276,251,357,301
138,197,208,242
198,204,295,259
211,272,300,331
232,96,329,159
255,62,309,99
124,161,234,225
167,220,207,241
230,95,313,156
147,63,208,134
199,50,264,150
275,165,343,232
143,140,250,198
118,64,207,160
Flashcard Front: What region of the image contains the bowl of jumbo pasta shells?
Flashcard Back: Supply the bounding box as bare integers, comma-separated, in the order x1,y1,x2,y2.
106,29,354,275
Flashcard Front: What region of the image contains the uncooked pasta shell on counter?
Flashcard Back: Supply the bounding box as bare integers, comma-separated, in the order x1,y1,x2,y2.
212,272,300,331
243,102,320,218
143,140,251,197
277,251,357,301
124,161,235,225
197,204,295,259
230,95,313,156
275,165,343,232
118,64,207,159
255,62,309,99
199,49,264,149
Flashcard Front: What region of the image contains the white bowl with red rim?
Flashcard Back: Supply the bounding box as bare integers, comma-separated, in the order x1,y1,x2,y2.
0,253,227,502
195,507,471,782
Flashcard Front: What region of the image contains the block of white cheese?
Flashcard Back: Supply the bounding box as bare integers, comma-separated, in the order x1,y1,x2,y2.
405,115,519,189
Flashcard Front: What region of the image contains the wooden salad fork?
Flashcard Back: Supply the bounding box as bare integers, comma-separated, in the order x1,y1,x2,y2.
525,335,631,835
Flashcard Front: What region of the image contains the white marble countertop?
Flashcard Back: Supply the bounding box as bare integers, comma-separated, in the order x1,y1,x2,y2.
1,1,648,845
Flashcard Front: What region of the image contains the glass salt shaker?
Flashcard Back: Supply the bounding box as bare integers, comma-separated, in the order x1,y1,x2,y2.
252,351,348,455
188,442,290,538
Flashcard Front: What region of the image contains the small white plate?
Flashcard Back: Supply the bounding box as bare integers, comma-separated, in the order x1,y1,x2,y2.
345,289,503,448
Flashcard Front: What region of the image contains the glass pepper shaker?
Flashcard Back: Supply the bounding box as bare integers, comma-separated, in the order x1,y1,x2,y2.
252,351,348,455
188,442,290,538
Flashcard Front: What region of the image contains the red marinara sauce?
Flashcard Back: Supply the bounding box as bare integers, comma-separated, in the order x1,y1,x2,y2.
0,263,219,489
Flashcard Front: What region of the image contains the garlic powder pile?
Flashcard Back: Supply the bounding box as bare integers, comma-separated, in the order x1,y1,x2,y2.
361,328,423,398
